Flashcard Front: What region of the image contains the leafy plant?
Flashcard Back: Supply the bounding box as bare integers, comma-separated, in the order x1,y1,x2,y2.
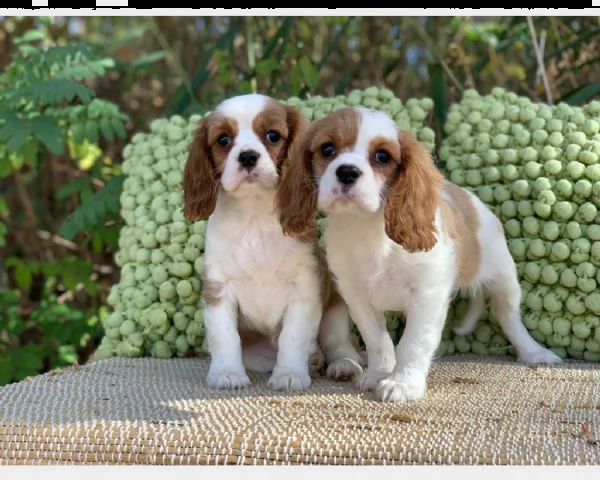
0,23,131,386
0,287,106,386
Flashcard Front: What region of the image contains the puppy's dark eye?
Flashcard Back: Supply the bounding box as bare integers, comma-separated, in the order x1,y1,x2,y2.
265,130,281,144
321,143,336,157
374,150,390,165
217,134,231,147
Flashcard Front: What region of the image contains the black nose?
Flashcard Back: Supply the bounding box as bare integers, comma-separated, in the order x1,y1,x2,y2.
238,150,259,169
335,164,362,185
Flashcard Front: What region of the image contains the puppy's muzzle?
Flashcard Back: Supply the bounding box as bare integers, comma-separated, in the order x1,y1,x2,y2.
336,164,362,186
238,150,259,171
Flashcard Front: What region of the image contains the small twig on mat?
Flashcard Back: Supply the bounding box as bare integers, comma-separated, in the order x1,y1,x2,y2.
527,16,553,105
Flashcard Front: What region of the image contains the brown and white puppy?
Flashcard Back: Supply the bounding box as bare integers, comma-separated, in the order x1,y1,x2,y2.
276,106,562,402
183,94,363,392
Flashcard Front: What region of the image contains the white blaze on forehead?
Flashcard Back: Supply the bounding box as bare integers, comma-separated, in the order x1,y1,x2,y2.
353,107,398,153
217,93,272,132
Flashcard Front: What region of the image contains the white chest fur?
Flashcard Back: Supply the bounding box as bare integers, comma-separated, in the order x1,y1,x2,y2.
204,193,319,335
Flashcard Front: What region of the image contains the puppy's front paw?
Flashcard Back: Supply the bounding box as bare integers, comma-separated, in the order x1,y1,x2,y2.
327,357,363,381
268,368,311,391
375,374,427,403
356,369,390,391
518,347,563,365
207,367,251,390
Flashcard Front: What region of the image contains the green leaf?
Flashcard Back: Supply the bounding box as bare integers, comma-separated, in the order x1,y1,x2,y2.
0,198,9,216
55,176,92,200
58,345,78,366
40,261,63,277
0,158,11,178
84,119,99,144
0,113,32,154
71,123,86,145
15,29,45,44
20,139,39,167
110,117,127,140
0,222,7,248
0,353,13,386
559,82,600,106
12,345,44,381
4,256,21,268
298,56,319,90
168,17,245,115
254,58,281,77
59,175,125,240
131,51,166,69
91,231,103,253
30,115,65,155
9,79,95,107
14,263,33,290
99,117,114,142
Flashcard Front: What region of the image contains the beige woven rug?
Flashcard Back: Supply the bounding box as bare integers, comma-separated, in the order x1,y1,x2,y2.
0,354,598,466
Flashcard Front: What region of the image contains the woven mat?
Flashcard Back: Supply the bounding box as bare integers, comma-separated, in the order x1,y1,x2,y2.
0,354,598,466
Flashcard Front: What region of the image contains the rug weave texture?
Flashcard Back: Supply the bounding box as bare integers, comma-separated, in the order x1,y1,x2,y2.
0,354,598,465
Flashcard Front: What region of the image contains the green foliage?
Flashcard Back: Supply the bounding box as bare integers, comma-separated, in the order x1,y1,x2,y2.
59,175,124,243
0,32,128,164
0,22,130,386
4,255,97,295
0,287,106,386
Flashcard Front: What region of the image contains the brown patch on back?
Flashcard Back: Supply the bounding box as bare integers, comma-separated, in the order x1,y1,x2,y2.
440,182,481,286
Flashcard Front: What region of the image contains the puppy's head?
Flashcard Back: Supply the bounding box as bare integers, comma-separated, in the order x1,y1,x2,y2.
277,106,444,252
183,93,307,221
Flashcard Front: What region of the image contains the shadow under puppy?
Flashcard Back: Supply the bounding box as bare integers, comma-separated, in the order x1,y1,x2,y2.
277,106,562,402
183,94,363,391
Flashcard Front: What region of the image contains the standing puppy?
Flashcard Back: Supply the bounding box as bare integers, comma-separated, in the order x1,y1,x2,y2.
276,106,562,402
183,94,363,391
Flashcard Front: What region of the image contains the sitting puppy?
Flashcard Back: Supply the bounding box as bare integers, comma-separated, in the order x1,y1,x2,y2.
183,94,363,391
276,106,562,402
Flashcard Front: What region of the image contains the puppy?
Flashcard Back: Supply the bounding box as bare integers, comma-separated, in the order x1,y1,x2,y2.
183,94,363,392
276,106,562,403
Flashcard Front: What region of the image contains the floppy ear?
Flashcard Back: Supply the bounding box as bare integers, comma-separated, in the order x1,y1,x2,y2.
275,117,318,240
279,104,309,170
384,130,445,253
183,118,219,221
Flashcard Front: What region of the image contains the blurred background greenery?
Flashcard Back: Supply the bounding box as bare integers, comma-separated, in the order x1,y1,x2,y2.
0,14,598,386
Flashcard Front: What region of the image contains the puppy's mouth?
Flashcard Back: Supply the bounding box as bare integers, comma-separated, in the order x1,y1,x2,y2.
319,187,359,211
226,169,278,193
319,186,379,215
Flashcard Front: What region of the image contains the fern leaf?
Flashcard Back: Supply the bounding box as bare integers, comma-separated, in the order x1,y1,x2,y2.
110,117,127,140
55,176,92,201
0,112,31,153
59,175,125,240
52,58,115,83
84,119,99,144
30,115,65,155
9,78,95,108
99,118,114,142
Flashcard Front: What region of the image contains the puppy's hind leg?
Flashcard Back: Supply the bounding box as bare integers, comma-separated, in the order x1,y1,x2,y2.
452,287,486,337
319,295,365,381
488,262,562,365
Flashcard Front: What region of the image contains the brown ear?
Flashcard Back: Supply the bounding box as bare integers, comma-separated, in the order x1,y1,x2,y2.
384,130,445,253
278,104,309,171
183,118,219,221
275,116,318,240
